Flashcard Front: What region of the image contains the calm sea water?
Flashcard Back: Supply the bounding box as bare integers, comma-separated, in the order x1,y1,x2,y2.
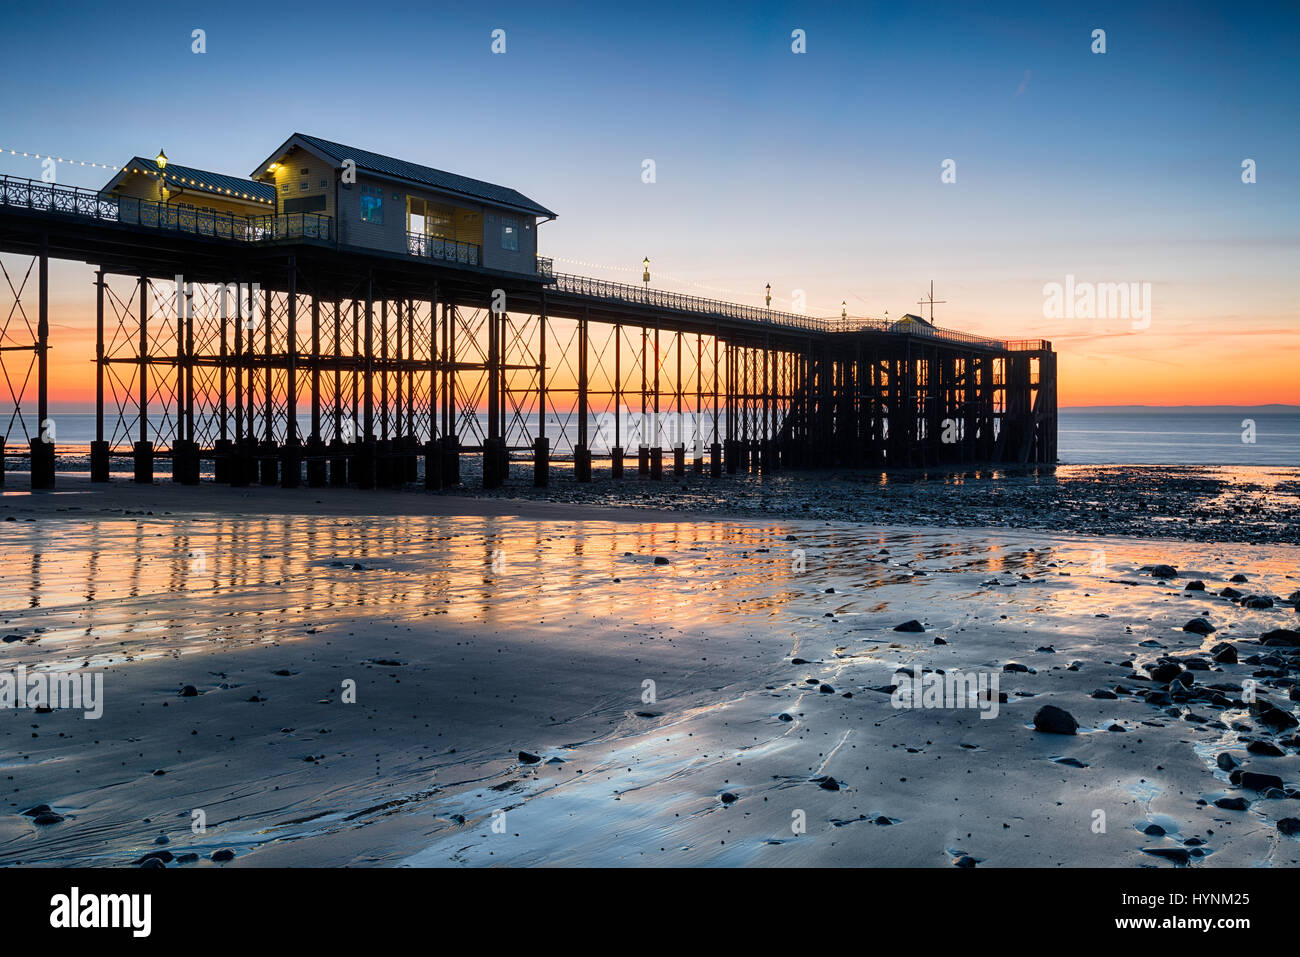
1057,410,1300,466
2,409,1298,467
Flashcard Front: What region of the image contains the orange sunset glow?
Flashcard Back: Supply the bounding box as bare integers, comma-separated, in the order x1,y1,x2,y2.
32,263,1300,410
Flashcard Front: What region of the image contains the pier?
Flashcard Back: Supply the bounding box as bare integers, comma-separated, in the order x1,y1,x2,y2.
0,170,1055,491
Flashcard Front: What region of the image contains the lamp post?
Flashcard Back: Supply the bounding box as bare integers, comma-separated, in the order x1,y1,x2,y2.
765,283,771,323
841,300,847,325
156,149,170,204
642,257,650,290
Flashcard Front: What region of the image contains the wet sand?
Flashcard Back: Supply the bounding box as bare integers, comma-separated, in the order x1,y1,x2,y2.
459,462,1300,546
1,476,1298,867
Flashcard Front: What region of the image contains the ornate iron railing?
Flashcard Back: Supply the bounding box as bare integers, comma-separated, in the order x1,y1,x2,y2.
535,256,554,279
0,173,332,242
406,232,479,266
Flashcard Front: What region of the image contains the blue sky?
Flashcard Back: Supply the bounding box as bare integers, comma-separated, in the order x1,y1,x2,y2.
1,0,1297,402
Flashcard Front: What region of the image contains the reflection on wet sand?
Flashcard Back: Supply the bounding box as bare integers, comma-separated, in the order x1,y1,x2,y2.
1,493,1297,867
2,512,1295,675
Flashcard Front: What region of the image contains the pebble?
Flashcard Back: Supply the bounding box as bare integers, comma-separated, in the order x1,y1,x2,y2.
1033,705,1078,735
1214,797,1249,811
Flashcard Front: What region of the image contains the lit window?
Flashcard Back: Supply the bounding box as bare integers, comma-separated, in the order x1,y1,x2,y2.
501,217,518,251
360,186,384,224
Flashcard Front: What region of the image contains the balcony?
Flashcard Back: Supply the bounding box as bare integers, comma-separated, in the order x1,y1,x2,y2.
0,173,333,243
406,232,479,267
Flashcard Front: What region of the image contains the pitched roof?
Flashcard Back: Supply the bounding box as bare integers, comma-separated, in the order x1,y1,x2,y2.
105,157,275,205
267,133,556,218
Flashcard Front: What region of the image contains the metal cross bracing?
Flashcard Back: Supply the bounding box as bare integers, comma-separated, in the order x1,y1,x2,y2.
0,251,43,483
0,210,1056,492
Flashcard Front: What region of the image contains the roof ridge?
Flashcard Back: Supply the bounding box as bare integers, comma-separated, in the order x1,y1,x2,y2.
291,132,555,218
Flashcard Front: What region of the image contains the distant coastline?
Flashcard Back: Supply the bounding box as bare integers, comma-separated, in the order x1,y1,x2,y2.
1061,404,1299,413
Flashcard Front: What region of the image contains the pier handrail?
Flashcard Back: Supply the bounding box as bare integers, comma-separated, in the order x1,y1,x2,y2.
407,231,479,267
553,272,831,333
553,272,1016,348
0,172,332,243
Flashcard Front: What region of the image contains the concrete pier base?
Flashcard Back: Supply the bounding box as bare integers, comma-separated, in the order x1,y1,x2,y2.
441,436,460,487
173,439,200,485
354,440,376,489
133,440,154,484
90,439,111,482
423,440,443,490
375,440,394,489
329,440,349,486
228,440,252,487
280,441,302,489
306,437,327,487
212,438,232,484
533,437,550,488
30,438,55,490
258,442,278,486
483,437,504,489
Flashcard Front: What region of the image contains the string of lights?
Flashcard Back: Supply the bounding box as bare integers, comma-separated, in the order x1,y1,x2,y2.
0,146,274,205
1,147,120,171
2,149,860,311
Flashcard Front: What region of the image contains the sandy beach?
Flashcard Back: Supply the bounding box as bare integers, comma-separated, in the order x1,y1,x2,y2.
1,472,1297,868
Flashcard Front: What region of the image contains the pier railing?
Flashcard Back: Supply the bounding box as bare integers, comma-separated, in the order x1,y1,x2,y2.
406,232,480,267
552,272,830,332
552,272,1025,349
0,173,332,242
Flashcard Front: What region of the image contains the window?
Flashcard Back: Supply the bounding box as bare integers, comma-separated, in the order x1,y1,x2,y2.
320,179,328,189
285,195,326,214
299,181,309,191
501,217,518,251
360,185,384,224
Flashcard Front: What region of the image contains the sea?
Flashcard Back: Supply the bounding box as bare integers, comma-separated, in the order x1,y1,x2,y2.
1,408,1298,467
